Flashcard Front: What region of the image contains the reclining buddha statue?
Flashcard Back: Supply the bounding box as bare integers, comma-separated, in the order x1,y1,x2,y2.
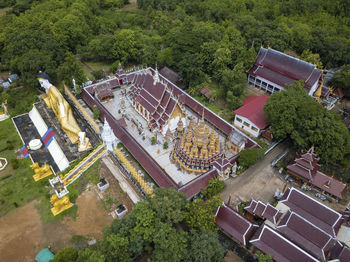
38,72,91,152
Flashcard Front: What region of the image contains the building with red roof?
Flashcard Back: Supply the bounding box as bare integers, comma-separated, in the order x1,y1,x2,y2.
233,94,269,137
287,147,348,199
247,48,324,98
215,204,259,246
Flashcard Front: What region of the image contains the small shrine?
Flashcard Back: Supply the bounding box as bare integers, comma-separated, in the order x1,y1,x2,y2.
0,100,9,121
0,157,8,171
173,118,221,173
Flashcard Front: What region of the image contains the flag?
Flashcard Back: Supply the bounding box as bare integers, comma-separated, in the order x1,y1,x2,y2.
21,145,29,158
42,128,56,147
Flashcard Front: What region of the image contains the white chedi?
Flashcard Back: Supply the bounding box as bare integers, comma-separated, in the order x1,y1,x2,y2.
101,119,119,151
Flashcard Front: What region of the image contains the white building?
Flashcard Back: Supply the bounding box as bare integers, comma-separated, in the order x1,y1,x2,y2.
233,95,269,137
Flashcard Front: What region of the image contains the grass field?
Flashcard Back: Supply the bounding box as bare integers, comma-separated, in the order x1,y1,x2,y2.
0,119,46,216
0,118,101,220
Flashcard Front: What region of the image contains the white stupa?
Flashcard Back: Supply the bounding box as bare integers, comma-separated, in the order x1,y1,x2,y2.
101,118,119,151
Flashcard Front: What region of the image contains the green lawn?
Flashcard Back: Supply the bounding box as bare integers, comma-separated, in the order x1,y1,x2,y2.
0,118,101,221
0,119,46,216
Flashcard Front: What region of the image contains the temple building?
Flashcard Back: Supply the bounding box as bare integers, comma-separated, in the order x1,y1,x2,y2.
216,187,350,262
233,95,269,137
247,48,326,99
126,68,186,135
286,147,347,199
173,118,221,173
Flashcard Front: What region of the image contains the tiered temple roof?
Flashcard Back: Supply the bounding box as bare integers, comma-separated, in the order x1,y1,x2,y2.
287,148,347,199
127,69,179,130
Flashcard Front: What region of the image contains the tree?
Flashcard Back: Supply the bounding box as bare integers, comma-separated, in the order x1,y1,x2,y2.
112,29,138,64
76,249,105,262
238,148,265,169
329,65,350,97
51,247,78,262
151,222,188,262
265,81,350,163
57,52,86,91
185,196,222,231
300,49,322,68
257,251,273,262
100,234,132,262
185,231,225,262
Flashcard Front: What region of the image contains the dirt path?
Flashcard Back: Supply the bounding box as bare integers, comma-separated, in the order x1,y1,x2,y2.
0,189,112,262
222,143,288,207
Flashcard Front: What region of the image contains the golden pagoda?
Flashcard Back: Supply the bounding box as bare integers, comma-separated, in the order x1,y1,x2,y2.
174,118,221,174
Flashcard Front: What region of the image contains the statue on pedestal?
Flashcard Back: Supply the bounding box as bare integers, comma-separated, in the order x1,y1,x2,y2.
38,72,91,152
50,194,73,216
31,162,53,181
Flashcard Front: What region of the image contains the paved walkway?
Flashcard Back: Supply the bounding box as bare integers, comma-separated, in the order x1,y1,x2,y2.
222,142,288,208
102,155,141,204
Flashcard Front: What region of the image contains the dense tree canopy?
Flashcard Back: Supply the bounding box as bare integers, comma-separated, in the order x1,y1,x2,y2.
55,188,224,262
0,0,348,99
265,81,350,163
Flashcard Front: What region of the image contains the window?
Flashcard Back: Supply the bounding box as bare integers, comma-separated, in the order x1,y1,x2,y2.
243,122,250,127
251,126,258,132
236,117,242,123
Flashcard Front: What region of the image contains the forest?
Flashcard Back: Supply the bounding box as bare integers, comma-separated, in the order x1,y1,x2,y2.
0,0,349,260
0,0,349,166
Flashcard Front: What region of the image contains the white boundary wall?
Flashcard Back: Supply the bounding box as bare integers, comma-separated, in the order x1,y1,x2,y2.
29,105,69,171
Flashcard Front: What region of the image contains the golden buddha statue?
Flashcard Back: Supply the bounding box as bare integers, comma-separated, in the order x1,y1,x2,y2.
38,73,91,152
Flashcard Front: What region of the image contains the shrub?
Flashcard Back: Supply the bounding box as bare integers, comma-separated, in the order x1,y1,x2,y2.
238,148,265,169
202,178,226,198
151,137,156,145
10,158,19,169
92,105,100,119
6,140,14,150
163,141,168,149
51,247,78,262
142,136,145,140
91,69,104,80
118,109,121,114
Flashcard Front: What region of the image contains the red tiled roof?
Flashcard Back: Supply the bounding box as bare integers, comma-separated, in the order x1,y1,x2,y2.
277,211,334,260
253,201,266,217
215,204,258,246
178,169,218,199
287,163,312,180
244,200,258,214
248,48,322,89
261,204,282,224
294,158,313,170
200,87,211,99
250,225,319,262
234,95,269,129
279,188,342,237
339,246,350,262
312,171,347,199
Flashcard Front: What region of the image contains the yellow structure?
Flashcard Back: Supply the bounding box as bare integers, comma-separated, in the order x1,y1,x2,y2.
59,144,105,184
174,118,220,173
50,194,73,216
64,86,100,134
63,146,106,186
31,163,53,182
115,147,154,196
38,74,91,151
